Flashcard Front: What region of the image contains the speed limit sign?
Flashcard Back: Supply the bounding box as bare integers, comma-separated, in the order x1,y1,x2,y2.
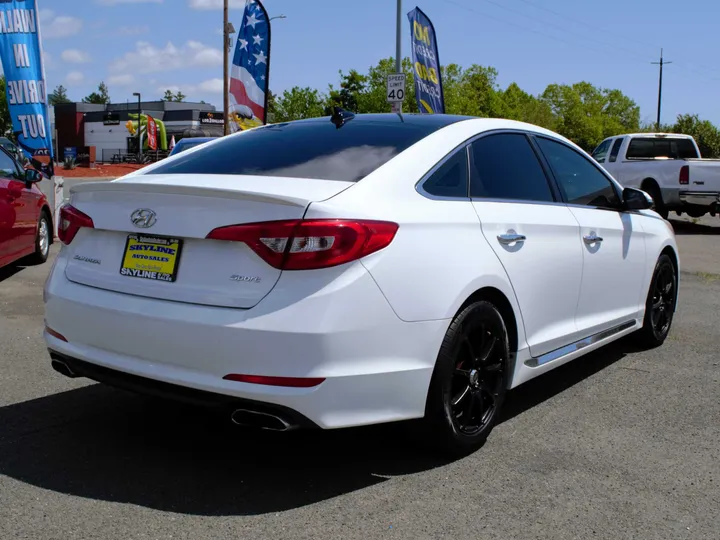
386,73,406,103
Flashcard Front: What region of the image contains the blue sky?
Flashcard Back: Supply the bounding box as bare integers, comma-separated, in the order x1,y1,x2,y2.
39,0,720,125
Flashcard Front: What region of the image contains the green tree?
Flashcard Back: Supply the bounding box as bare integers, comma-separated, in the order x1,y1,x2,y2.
498,82,555,129
82,82,110,104
162,89,186,102
541,82,639,150
0,76,13,138
327,69,367,112
49,85,71,106
273,86,326,122
671,114,720,158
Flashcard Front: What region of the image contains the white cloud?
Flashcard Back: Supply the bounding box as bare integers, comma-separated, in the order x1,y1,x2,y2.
66,71,85,84
118,25,150,35
39,10,83,39
96,0,162,4
110,41,222,73
198,78,224,93
189,0,245,9
61,49,92,63
108,74,135,86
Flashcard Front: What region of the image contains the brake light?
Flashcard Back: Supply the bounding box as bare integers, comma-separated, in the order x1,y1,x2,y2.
223,374,325,387
58,204,94,245
206,219,398,270
679,165,689,185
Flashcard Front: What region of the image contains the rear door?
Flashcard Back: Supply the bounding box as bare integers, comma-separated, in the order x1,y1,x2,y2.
469,131,584,357
534,136,647,336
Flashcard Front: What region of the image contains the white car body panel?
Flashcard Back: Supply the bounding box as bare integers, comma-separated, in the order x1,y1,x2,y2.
43,116,679,430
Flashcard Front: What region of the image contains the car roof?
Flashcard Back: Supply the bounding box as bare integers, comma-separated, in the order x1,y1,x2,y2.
286,112,475,130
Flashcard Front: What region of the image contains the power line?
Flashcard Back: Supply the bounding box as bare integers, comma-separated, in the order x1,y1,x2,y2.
475,0,656,64
439,0,641,63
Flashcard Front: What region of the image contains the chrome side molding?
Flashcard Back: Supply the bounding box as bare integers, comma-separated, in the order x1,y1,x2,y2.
525,320,636,368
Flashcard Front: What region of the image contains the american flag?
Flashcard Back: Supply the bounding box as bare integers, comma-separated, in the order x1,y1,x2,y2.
229,0,270,129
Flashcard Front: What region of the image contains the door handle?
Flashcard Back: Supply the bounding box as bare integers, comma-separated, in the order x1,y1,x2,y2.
583,234,604,244
497,233,526,245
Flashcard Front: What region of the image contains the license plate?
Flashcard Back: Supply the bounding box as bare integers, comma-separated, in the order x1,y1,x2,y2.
119,234,183,282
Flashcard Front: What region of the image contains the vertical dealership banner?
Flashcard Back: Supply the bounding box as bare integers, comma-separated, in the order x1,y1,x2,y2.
146,115,158,151
407,6,444,114
0,1,54,175
229,0,270,132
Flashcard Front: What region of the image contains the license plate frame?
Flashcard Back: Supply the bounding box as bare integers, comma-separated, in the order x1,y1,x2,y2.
119,233,183,283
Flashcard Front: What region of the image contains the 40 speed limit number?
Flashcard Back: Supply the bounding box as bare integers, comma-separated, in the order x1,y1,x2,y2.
386,74,406,103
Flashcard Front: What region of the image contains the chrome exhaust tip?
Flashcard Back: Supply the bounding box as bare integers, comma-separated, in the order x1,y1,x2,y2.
230,408,294,431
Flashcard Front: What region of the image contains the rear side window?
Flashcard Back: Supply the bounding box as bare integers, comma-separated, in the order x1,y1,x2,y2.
146,118,440,182
608,138,623,162
421,147,468,198
469,133,554,202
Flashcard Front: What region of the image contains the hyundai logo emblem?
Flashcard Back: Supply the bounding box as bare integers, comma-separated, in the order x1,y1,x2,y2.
130,208,157,228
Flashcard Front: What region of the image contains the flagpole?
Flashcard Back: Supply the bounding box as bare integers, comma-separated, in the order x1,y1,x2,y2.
223,0,229,136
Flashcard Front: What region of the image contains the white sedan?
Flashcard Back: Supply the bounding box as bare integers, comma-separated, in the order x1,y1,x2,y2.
44,113,679,455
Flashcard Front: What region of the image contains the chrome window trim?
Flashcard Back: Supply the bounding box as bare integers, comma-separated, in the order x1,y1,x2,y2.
415,128,568,205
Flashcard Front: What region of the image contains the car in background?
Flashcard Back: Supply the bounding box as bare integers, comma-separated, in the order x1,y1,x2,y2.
0,145,53,269
0,137,28,165
168,137,217,157
592,132,720,219
44,113,678,455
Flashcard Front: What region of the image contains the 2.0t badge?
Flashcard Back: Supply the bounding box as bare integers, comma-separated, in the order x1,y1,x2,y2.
130,209,157,228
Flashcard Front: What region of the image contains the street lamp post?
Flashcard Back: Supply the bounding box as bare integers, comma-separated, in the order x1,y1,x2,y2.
132,92,141,159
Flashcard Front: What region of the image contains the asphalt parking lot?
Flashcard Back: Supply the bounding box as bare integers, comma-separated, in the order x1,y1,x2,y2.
1,216,718,540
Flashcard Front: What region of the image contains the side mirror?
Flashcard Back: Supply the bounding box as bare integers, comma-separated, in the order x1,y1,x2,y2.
24,168,43,184
623,187,653,211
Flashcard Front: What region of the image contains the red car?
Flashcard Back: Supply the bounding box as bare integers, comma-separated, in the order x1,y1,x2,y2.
0,146,53,269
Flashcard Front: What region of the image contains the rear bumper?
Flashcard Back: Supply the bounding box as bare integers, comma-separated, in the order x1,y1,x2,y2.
43,251,448,429
679,190,720,207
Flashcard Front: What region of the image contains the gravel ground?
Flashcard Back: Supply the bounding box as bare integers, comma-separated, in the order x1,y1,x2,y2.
0,215,718,540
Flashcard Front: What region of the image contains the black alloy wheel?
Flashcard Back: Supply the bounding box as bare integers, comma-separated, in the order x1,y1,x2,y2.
636,254,677,348
423,300,509,456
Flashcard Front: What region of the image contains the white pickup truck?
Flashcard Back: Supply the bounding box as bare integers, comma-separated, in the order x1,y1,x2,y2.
591,132,720,219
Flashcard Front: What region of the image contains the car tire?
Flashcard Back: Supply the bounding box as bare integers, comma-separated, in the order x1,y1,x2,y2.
635,254,677,349
26,212,51,265
645,183,669,220
421,300,510,457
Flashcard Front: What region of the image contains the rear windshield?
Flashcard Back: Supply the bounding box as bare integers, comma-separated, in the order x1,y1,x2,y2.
146,117,444,182
626,137,699,159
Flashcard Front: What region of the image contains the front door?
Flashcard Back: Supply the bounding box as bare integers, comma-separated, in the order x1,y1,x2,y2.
534,136,647,336
469,132,585,357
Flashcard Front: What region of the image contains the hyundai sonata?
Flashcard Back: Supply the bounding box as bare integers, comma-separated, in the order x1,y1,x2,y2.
44,112,678,454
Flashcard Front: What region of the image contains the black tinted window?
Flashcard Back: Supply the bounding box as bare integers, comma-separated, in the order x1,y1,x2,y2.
0,149,20,179
469,133,554,202
609,138,623,162
626,137,699,159
147,117,449,182
536,137,620,208
422,147,468,198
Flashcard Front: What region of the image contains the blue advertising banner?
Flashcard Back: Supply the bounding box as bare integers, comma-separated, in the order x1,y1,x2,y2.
0,0,53,176
407,6,444,114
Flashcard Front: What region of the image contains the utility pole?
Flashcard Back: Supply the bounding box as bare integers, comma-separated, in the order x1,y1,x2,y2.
652,48,672,131
223,0,230,136
395,0,402,113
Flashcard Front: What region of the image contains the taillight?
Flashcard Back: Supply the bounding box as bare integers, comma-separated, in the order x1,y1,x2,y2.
58,204,94,245
679,165,689,185
206,219,398,270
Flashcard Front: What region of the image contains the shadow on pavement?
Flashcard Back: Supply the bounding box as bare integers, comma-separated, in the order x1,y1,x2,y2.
0,338,634,516
0,262,27,283
669,218,720,235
